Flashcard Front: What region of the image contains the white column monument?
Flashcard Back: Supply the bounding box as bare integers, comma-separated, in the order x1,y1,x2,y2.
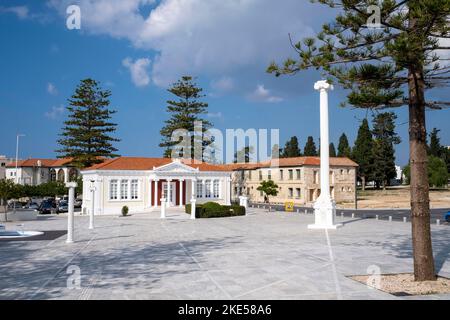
66,182,77,244
167,179,172,207
89,180,95,230
308,80,342,230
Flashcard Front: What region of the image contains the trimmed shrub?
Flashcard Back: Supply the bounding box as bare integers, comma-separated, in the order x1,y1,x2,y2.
121,206,129,216
184,202,245,219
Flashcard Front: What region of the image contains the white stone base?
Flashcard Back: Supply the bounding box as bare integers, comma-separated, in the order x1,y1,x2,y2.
308,196,342,230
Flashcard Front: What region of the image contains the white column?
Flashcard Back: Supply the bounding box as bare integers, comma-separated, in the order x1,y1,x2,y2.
309,80,341,230
89,181,95,230
202,179,206,198
179,180,184,207
64,168,69,183
190,198,196,220
225,177,231,205
167,179,172,207
191,179,196,199
154,179,158,207
66,182,77,244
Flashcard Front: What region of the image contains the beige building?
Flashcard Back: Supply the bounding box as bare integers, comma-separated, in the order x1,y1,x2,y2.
230,157,358,206
5,158,79,185
0,156,15,180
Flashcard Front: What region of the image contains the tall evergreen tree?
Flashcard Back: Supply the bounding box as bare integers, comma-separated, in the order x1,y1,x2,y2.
329,143,336,157
160,76,212,160
282,136,302,158
372,112,401,190
352,119,374,190
303,136,318,156
57,79,120,168
428,128,443,158
337,133,351,158
268,0,449,281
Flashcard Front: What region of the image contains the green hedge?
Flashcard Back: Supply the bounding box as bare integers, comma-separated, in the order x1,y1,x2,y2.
185,202,246,218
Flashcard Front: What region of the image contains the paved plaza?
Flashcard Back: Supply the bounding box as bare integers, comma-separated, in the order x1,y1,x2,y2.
0,208,449,300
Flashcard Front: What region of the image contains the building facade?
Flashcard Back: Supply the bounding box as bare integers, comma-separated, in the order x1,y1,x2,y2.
231,157,358,206
0,156,15,180
80,156,358,216
81,157,233,216
5,158,79,185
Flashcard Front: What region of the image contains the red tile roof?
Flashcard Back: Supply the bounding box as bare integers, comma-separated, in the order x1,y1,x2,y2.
5,158,74,168
83,157,233,172
82,156,357,172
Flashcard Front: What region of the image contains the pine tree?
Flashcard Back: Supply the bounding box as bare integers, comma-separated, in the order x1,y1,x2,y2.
329,143,336,157
337,133,351,158
57,79,120,168
268,0,449,281
160,76,212,160
428,128,443,158
352,119,374,190
372,112,401,190
282,136,302,158
303,136,318,156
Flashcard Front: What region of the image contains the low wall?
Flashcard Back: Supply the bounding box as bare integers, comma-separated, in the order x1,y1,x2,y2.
0,210,38,222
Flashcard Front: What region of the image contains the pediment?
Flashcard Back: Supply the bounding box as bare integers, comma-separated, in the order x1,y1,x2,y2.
153,160,198,173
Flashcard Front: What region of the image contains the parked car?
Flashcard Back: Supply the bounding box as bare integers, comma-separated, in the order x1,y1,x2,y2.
445,211,450,223
38,201,55,214
74,199,83,208
57,201,69,213
26,202,39,210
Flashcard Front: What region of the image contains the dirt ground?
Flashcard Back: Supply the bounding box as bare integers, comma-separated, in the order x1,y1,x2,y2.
352,186,450,209
351,274,450,296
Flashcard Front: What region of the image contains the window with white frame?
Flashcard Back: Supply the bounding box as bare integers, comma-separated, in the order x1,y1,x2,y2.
205,180,212,198
110,180,118,200
120,180,129,200
213,180,220,198
131,180,139,200
196,180,203,198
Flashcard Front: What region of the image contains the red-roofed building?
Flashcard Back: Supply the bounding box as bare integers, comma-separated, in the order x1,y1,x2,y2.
5,158,79,185
80,156,358,216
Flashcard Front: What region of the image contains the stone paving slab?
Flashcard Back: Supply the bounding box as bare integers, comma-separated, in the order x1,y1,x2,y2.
0,208,448,300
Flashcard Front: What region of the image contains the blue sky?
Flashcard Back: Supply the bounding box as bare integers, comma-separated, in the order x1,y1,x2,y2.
0,0,449,166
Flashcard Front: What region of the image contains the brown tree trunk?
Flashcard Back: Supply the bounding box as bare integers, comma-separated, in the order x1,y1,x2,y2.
362,176,366,191
409,65,436,281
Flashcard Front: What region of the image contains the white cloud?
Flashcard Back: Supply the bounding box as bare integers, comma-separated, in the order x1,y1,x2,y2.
48,0,317,90
122,57,151,87
45,105,64,119
0,6,29,20
207,112,224,119
211,77,234,92
47,83,58,95
248,84,283,103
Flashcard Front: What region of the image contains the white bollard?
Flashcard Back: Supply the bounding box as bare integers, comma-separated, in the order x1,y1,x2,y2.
376,215,379,220
65,182,77,244
89,183,96,230
341,213,344,219
190,198,196,220
389,216,393,222
436,219,440,226
352,213,355,219
403,217,407,223
304,209,307,215
160,198,166,219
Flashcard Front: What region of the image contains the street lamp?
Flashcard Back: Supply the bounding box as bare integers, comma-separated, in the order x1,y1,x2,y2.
13,134,25,214
15,134,25,184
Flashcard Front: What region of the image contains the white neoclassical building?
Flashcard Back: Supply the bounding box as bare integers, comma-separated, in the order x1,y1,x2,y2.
81,157,233,216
